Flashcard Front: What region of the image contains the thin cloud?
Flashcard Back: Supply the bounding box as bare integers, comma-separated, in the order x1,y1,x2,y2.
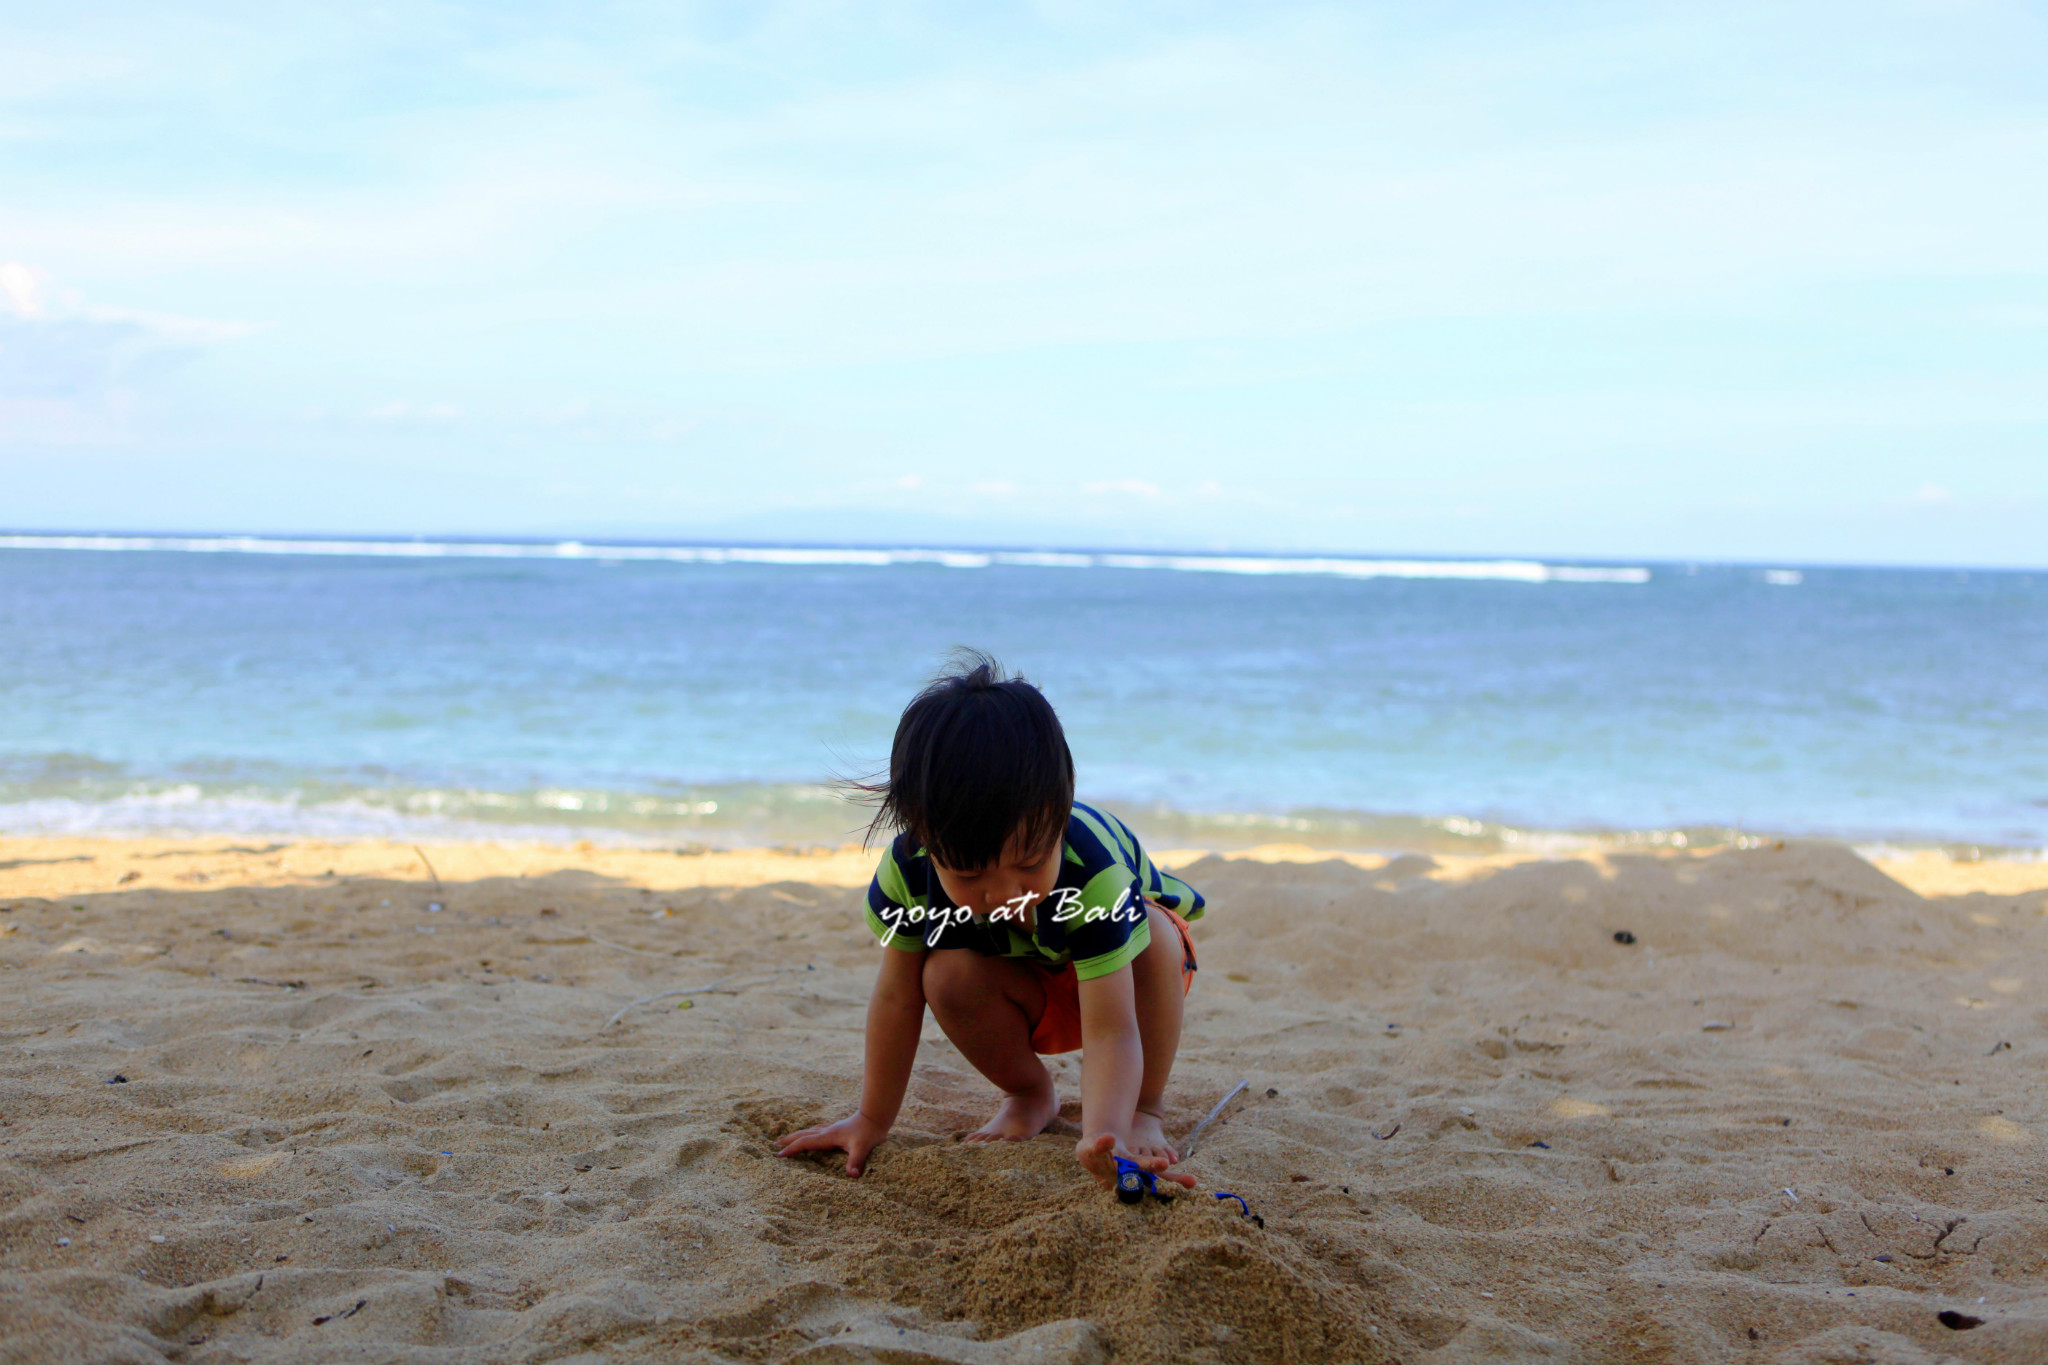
0,260,256,403
365,400,461,422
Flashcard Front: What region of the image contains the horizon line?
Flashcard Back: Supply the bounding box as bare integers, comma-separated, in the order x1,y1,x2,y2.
3,529,1665,584
0,527,2039,577
0,528,2039,576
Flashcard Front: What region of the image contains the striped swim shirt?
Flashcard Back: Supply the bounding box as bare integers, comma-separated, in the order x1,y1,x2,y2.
863,801,1204,981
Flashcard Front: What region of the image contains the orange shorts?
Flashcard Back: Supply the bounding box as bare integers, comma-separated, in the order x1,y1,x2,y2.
1029,903,1197,1056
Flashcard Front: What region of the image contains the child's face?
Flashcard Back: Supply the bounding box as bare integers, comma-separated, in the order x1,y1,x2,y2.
930,827,1063,925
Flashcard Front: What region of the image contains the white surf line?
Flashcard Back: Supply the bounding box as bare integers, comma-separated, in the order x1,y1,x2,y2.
0,534,1651,584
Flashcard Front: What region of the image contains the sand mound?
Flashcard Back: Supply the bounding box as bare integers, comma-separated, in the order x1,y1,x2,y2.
3,836,2047,1362
739,1123,1395,1364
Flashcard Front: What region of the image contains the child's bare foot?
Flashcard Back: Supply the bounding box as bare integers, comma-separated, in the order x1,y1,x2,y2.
963,1081,1058,1142
1128,1108,1178,1165
1074,1133,1199,1192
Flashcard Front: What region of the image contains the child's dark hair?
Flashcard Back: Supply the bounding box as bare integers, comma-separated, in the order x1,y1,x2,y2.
863,650,1074,869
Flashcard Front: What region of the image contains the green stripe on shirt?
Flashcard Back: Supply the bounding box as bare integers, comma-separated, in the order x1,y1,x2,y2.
866,900,927,950
1073,916,1153,980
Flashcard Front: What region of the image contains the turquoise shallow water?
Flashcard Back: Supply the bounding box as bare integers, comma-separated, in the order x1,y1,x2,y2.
1,537,2043,851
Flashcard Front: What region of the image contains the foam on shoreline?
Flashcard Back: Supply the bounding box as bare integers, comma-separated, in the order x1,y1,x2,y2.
3,785,2038,863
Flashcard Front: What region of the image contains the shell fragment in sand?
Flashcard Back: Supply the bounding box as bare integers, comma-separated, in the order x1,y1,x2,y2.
1703,1020,1735,1031
1978,1116,2031,1144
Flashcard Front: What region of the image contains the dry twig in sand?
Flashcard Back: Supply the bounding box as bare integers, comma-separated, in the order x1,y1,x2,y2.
602,970,799,1030
411,845,444,899
1182,1078,1252,1158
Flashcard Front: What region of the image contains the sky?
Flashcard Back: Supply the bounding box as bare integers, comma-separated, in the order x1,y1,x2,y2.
2,1,2045,566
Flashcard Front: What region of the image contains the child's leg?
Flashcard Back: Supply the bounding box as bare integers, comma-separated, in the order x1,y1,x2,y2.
922,948,1060,1142
1127,902,1189,1164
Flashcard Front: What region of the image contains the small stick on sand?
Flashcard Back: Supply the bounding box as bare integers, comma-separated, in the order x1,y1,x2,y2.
603,970,797,1030
576,932,686,958
1183,1078,1252,1159
412,846,444,899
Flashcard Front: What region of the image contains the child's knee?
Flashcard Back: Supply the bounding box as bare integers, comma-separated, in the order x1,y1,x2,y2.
921,950,980,1013
1128,908,1181,992
1137,907,1182,972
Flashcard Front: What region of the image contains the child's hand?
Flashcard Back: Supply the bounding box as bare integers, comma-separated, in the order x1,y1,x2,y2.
1074,1132,1198,1193
776,1112,890,1177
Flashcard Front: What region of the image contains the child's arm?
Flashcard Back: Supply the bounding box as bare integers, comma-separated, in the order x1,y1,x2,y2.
774,945,925,1176
1071,967,1196,1190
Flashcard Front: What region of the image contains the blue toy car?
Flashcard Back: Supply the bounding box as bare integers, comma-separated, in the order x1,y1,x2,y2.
1114,1156,1166,1205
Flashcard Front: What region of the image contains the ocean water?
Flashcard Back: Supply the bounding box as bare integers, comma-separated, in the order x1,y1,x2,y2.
2,536,2043,852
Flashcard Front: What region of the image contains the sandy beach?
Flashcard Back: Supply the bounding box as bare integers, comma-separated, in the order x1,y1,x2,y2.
3,834,2046,1364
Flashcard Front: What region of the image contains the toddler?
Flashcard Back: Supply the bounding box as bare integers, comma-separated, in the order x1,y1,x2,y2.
777,654,1203,1192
